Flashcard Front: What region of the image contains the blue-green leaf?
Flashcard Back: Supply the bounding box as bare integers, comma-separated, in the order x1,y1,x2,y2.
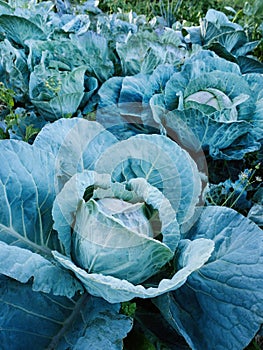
34,118,117,191
244,73,263,140
0,0,12,14
53,238,214,303
0,140,56,251
68,297,133,350
70,31,114,82
95,134,202,225
237,56,263,74
116,31,160,75
155,206,263,350
162,108,260,159
0,276,132,350
0,39,29,102
0,14,46,47
0,242,82,297
0,140,83,296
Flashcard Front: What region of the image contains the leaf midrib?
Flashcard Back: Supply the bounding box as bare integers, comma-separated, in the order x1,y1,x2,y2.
0,223,51,255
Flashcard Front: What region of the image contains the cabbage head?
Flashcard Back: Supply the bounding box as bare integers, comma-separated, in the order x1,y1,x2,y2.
38,118,212,303
154,50,263,159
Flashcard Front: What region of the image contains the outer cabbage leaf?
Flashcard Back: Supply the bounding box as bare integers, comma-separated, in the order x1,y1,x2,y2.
97,74,148,125
0,140,82,296
70,31,114,82
33,118,117,191
0,14,46,47
183,9,262,73
116,29,186,76
248,188,263,228
143,64,178,105
118,74,150,117
212,30,248,53
64,296,133,350
80,76,98,113
96,67,177,138
0,39,29,102
0,0,12,14
95,134,202,225
0,140,56,251
97,74,153,137
237,56,263,74
161,108,260,159
204,32,260,68
248,204,263,228
204,9,242,31
53,237,214,303
116,31,162,75
0,242,82,297
60,14,91,35
154,206,263,350
0,276,132,350
29,64,87,120
96,76,132,137
244,73,263,140
26,38,84,72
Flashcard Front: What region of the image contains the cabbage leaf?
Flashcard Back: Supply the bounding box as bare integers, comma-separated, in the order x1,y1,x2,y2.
0,276,132,350
155,206,263,350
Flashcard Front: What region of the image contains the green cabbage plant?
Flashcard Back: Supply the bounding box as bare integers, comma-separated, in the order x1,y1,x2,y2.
98,50,263,159
0,118,262,349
